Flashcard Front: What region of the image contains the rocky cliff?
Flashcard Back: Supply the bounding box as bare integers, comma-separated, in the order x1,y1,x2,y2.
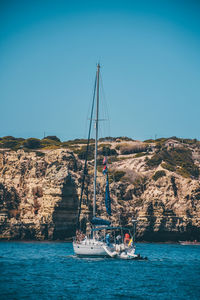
0,149,80,240
0,137,200,241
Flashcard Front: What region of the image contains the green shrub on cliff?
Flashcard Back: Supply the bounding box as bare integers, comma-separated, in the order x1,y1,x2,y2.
41,138,61,149
0,139,18,149
23,138,41,149
0,136,25,150
155,137,168,143
133,176,147,196
117,143,147,155
44,136,61,142
161,163,175,172
99,137,118,142
146,148,199,179
74,144,95,160
152,170,166,181
113,170,126,181
176,167,190,178
135,152,146,158
98,145,117,156
63,138,94,146
143,139,155,143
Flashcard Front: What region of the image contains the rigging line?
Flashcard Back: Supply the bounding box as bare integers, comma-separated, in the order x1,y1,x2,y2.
76,74,97,229
99,72,111,138
100,72,109,121
84,83,96,139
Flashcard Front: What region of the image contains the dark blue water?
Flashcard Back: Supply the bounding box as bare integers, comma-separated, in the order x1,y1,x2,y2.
0,242,200,299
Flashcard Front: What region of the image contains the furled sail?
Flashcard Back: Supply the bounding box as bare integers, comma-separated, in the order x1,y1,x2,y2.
105,173,111,215
102,156,111,216
91,217,111,226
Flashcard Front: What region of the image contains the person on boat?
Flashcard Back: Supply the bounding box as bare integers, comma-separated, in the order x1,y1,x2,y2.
80,231,85,241
114,235,122,252
106,233,110,246
124,233,130,245
76,230,85,243
116,235,122,244
76,230,81,242
95,232,101,241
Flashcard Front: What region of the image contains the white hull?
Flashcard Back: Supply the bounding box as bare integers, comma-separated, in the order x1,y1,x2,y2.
73,238,137,259
102,245,118,258
73,239,109,257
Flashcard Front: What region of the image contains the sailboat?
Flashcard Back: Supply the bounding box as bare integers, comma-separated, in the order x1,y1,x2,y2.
73,64,139,259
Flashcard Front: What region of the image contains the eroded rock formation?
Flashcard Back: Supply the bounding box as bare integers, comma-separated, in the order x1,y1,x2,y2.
0,138,200,241
0,149,79,240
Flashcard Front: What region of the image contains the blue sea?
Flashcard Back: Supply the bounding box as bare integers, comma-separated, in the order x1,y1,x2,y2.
0,242,200,300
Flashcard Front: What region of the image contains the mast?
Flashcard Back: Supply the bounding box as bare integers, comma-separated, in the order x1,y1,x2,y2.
93,63,100,217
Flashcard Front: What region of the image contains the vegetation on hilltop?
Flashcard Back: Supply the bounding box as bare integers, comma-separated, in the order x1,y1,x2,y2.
146,147,199,179
44,136,61,142
75,144,118,161
0,136,25,150
0,136,97,150
0,135,199,179
24,138,42,149
99,136,134,142
74,144,95,160
116,143,148,155
98,144,117,156
144,136,199,146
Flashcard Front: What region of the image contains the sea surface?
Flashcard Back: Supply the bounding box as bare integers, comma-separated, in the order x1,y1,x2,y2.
0,242,200,300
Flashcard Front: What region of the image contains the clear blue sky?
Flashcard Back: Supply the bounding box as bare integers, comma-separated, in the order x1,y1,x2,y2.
0,0,200,141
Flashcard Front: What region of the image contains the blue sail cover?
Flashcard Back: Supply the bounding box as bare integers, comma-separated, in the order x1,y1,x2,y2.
91,217,111,226
105,173,111,215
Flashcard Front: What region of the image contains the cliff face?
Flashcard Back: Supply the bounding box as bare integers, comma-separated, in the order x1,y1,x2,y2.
0,139,200,241
110,165,200,241
0,149,80,240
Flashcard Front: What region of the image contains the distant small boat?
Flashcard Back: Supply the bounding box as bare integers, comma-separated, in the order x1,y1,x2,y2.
179,240,200,245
